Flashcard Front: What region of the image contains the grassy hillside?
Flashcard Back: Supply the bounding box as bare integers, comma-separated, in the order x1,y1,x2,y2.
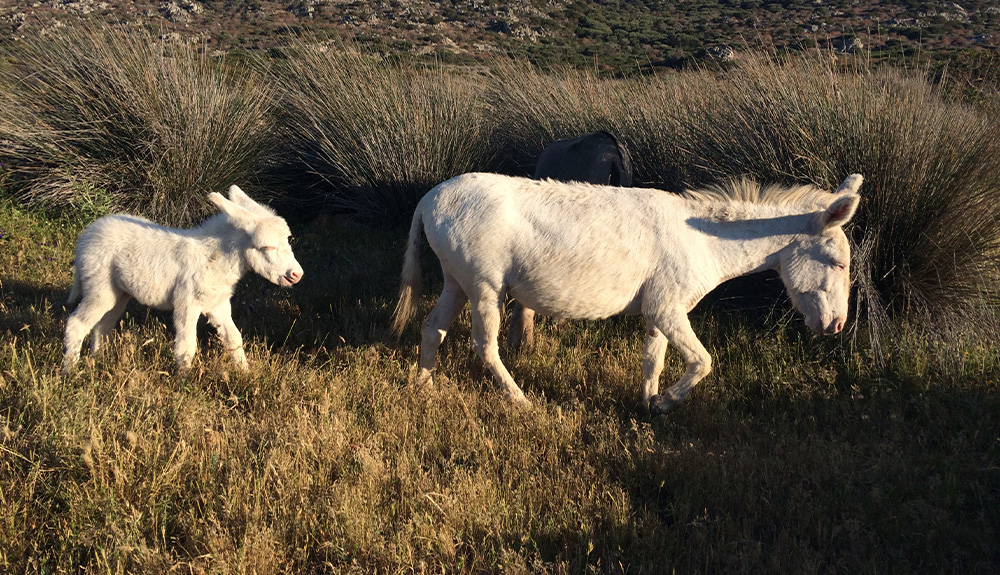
1,194,998,573
1,0,998,74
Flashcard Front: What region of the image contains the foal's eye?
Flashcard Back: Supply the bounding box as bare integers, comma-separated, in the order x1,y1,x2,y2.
832,261,847,271
259,246,277,252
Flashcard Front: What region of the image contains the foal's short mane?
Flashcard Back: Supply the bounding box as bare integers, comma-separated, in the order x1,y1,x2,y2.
682,177,835,210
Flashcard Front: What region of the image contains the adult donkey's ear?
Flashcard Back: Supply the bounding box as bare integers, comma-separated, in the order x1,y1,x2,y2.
817,192,861,231
209,192,255,226
814,174,863,231
835,173,864,195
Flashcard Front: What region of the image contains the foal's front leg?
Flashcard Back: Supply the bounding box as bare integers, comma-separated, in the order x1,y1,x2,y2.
647,308,712,415
206,299,248,370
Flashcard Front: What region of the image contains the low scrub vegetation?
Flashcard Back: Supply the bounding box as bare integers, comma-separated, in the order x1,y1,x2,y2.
0,26,998,573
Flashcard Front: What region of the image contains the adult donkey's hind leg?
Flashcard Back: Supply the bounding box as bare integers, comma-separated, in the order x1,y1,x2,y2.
470,286,531,406
507,301,536,353
418,275,468,386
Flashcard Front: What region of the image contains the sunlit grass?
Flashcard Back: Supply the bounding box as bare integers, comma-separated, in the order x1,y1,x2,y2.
2,196,997,573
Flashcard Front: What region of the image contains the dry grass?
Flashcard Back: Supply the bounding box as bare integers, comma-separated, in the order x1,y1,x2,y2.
2,197,998,574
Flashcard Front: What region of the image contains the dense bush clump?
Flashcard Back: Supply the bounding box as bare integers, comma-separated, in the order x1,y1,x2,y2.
487,54,1000,349
0,27,280,224
277,44,495,224
0,26,996,347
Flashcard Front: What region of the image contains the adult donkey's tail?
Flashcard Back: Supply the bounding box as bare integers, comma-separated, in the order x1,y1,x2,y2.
391,207,424,337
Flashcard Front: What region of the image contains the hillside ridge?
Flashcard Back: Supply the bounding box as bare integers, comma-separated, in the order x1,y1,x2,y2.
1,0,997,71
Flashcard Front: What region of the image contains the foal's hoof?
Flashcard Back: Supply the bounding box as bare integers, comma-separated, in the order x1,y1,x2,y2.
648,393,684,415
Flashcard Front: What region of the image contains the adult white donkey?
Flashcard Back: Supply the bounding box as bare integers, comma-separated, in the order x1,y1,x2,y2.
63,185,303,374
392,172,862,414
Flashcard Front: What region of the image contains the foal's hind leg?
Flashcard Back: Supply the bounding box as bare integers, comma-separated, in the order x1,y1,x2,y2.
418,275,468,386
470,288,531,406
63,289,120,374
647,308,712,415
172,301,203,375
507,301,536,353
91,292,130,355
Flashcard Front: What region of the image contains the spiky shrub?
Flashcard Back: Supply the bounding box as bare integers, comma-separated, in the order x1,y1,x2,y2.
279,44,494,224
486,61,625,174
667,54,1000,348
485,60,685,184
488,54,1000,351
0,26,280,224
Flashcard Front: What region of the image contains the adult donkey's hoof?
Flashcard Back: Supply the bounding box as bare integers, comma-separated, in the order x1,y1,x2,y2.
648,392,684,415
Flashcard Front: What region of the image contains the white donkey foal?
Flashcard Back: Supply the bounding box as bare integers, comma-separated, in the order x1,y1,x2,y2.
392,173,862,414
63,185,303,374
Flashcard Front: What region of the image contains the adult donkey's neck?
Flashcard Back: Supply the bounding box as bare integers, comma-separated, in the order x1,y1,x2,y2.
685,202,817,284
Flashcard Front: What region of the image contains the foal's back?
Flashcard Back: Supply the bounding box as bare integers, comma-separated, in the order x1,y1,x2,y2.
75,214,219,310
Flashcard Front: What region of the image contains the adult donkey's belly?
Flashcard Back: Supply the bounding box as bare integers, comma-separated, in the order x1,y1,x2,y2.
505,254,648,320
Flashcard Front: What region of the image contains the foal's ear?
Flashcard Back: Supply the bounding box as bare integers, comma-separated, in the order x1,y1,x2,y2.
228,185,254,205
209,192,254,224
817,193,861,230
228,184,275,216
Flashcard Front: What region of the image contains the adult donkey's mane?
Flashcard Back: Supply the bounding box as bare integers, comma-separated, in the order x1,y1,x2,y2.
682,177,836,211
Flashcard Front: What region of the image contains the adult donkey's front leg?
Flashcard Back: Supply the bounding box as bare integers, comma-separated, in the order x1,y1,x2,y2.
507,301,536,353
647,308,712,415
641,322,669,410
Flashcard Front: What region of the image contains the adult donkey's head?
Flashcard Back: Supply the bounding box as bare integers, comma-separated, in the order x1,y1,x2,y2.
779,174,862,335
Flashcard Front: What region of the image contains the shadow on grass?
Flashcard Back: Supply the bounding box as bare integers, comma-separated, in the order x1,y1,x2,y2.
562,378,1000,574
0,277,72,341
